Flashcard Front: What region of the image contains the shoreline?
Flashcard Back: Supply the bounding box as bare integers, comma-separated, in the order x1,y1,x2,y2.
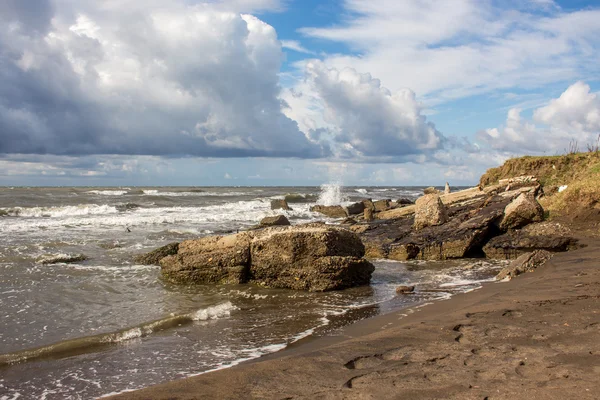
108,235,600,399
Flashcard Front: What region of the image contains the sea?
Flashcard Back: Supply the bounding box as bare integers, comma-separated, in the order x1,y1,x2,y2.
0,185,508,399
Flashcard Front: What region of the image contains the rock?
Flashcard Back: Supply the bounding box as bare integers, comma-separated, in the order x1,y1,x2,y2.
364,208,374,221
159,226,375,291
499,175,537,186
396,198,414,206
362,199,375,211
340,218,357,225
444,182,451,194
160,233,252,284
271,199,292,211
284,193,317,203
350,224,371,234
345,202,365,216
423,187,440,195
373,199,392,212
310,205,347,218
496,250,553,280
521,221,571,237
413,194,448,230
483,231,580,259
259,215,290,227
134,242,179,265
37,253,87,264
500,193,544,230
396,285,415,294
249,226,373,291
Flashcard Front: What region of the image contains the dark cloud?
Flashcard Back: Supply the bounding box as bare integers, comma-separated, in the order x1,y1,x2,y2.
0,4,327,159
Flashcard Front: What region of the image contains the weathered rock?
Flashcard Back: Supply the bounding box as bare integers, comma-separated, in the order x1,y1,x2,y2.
364,208,374,221
483,231,580,259
259,215,290,227
135,242,179,265
499,175,537,186
362,199,375,211
423,187,440,195
350,224,371,234
160,233,252,284
396,198,414,206
496,250,552,280
37,253,88,265
500,193,544,230
249,226,371,291
159,226,375,291
310,205,348,218
271,199,292,211
444,182,451,194
521,221,571,237
340,217,357,225
373,199,392,212
396,285,415,294
414,194,448,230
345,202,365,216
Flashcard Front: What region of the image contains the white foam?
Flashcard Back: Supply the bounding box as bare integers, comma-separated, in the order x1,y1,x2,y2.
0,200,320,233
3,204,119,218
88,190,128,196
190,302,237,321
142,190,244,197
355,188,368,195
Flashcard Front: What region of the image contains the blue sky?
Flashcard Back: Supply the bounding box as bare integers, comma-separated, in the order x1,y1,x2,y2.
0,0,599,186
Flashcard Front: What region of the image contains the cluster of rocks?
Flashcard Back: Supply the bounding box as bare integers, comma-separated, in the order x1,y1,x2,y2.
136,176,581,292
137,225,375,292
357,181,581,262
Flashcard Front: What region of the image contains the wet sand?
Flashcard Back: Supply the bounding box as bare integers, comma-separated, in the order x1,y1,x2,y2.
108,236,600,400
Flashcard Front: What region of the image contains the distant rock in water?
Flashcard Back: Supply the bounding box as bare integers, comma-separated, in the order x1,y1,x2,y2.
270,199,292,211
259,215,290,227
283,193,317,203
159,226,375,291
37,253,87,264
135,243,179,265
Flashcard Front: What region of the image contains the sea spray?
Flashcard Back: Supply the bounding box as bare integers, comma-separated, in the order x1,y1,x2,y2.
316,183,348,206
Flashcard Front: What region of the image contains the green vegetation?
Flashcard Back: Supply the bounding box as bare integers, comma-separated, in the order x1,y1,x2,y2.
479,152,600,214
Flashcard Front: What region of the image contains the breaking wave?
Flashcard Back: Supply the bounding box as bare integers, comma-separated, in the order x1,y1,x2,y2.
0,302,237,366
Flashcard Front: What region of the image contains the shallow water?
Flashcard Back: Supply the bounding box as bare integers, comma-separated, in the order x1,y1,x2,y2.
0,186,505,399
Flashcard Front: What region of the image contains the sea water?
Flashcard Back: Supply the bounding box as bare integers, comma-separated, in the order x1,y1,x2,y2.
0,186,507,399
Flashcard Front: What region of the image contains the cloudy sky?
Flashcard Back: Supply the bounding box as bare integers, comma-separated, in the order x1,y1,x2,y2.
1,0,599,186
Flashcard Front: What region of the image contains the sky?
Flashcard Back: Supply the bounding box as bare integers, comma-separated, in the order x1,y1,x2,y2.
0,0,599,186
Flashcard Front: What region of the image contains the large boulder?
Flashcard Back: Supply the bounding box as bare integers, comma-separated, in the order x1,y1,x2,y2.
135,242,179,265
500,193,544,230
496,250,552,281
310,205,348,218
259,215,290,227
249,226,372,291
423,187,440,195
160,233,252,284
345,202,365,216
159,226,375,291
271,199,292,211
413,194,448,230
373,199,392,212
483,231,580,259
396,198,414,207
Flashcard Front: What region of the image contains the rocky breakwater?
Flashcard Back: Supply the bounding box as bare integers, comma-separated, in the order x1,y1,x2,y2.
355,181,582,261
140,225,375,292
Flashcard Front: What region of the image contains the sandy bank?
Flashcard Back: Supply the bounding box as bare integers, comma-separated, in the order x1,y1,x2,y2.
107,234,600,400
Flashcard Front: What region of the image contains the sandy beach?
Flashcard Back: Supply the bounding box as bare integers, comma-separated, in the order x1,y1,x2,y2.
108,228,600,399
